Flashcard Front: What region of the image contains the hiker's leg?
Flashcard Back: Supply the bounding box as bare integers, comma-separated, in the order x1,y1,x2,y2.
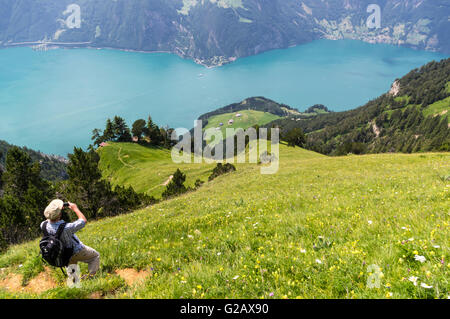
83,246,100,275
69,246,100,275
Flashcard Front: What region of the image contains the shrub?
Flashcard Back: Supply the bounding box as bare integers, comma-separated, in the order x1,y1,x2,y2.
208,163,236,181
162,169,187,199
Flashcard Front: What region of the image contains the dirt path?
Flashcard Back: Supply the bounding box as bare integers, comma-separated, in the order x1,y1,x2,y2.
162,175,173,186
147,175,173,192
115,269,151,286
117,147,135,169
0,267,57,294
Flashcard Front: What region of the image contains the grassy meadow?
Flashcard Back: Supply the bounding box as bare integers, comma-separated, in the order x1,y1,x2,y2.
0,143,448,299
97,142,216,198
203,110,281,141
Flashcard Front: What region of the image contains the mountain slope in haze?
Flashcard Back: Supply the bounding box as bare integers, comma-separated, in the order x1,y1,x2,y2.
265,58,450,155
0,0,448,66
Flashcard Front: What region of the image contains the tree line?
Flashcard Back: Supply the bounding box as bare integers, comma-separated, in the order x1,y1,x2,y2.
91,115,175,149
0,140,68,182
0,146,154,251
264,58,450,155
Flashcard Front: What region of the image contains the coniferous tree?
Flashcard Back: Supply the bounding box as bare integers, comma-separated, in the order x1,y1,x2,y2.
0,147,53,245
91,128,104,147
113,116,132,142
64,147,111,219
284,128,306,148
146,116,163,145
162,169,187,199
132,119,147,141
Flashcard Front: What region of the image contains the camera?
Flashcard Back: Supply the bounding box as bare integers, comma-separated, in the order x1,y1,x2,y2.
63,202,70,208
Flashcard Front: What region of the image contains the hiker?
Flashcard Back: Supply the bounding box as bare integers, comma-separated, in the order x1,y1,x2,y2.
41,199,100,278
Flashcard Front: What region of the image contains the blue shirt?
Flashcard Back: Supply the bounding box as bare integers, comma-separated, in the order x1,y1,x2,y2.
40,219,86,254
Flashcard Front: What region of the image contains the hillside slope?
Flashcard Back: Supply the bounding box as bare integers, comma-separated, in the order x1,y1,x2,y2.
0,139,68,182
1,0,448,66
266,58,450,155
97,142,216,199
0,147,448,299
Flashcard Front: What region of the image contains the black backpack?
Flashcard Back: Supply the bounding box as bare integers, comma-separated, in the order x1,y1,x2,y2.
39,221,74,275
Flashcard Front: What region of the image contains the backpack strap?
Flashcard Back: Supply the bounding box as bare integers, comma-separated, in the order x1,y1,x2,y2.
55,222,67,239
41,221,49,237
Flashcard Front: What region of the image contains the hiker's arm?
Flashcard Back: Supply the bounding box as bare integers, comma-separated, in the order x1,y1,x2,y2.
69,203,87,223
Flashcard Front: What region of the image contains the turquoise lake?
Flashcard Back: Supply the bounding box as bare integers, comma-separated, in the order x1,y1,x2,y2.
0,39,447,156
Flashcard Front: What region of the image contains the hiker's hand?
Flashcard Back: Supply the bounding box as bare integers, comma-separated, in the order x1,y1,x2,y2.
68,202,78,211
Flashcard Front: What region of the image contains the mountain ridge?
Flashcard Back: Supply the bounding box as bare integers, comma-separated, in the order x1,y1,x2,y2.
1,0,449,66
264,58,450,155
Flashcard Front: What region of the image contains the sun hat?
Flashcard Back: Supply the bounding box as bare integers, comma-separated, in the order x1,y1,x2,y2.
44,199,64,221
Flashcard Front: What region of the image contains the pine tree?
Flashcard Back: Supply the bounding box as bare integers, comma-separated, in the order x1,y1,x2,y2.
0,147,53,245
103,118,116,141
91,128,104,147
113,116,132,142
146,115,163,145
132,119,147,141
284,128,306,147
65,147,111,219
162,169,187,199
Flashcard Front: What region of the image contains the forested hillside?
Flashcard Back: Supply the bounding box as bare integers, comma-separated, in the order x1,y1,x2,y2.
0,140,68,182
265,58,450,155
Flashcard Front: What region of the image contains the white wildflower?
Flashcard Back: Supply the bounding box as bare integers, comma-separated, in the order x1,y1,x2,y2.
414,255,426,263
408,276,418,286
420,283,433,289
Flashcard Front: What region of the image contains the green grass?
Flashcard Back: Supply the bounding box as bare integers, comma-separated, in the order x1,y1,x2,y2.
1,145,448,299
422,97,450,121
203,110,281,141
98,142,216,198
394,95,411,105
